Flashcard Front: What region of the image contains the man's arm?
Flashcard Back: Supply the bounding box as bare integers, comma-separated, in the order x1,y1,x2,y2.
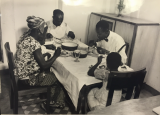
97,47,110,54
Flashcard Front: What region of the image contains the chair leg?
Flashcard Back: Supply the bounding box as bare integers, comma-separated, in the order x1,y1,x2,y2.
125,87,134,100
13,94,18,114
10,86,13,109
46,87,51,114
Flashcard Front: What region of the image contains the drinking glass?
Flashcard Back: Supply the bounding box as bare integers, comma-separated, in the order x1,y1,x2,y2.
74,50,81,62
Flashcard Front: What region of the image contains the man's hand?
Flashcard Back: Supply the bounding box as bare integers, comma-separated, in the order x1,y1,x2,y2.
89,40,96,47
45,44,56,50
54,47,61,57
68,31,75,39
97,47,110,54
97,56,103,64
46,33,53,39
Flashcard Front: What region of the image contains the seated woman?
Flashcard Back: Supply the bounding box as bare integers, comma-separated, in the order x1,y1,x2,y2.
14,16,65,112
87,52,133,111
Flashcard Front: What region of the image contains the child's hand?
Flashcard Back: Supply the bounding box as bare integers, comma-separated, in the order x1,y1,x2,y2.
43,53,51,59
97,56,103,64
89,65,93,69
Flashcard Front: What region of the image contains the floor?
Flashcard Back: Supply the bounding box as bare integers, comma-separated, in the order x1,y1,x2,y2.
0,70,156,114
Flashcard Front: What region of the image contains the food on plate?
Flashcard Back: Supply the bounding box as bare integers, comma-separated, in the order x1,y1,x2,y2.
61,50,68,55
73,50,88,58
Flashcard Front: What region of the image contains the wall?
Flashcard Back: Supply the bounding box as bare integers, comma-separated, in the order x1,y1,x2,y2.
137,0,160,92
109,0,160,91
61,0,111,43
0,0,58,70
0,0,17,70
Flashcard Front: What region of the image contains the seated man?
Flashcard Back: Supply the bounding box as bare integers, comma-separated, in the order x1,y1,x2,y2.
87,52,133,111
46,9,75,40
89,20,127,64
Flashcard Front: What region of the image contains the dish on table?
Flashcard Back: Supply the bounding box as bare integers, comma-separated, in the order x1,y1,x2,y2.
54,38,62,44
73,50,88,58
61,42,78,51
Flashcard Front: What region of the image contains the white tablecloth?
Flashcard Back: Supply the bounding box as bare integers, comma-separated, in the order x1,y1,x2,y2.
50,42,106,109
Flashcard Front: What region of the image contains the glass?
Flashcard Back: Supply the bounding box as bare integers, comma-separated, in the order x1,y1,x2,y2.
74,50,81,62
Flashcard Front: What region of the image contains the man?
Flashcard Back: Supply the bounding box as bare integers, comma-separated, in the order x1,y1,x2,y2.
89,20,127,64
46,9,75,40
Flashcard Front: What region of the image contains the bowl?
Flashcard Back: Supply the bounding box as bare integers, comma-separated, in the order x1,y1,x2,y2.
73,50,88,58
61,42,78,51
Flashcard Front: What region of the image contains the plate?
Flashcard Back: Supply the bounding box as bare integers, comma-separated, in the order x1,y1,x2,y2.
54,39,62,44
44,41,54,45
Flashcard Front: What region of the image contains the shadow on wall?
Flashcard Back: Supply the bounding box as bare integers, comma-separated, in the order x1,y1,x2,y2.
16,27,28,43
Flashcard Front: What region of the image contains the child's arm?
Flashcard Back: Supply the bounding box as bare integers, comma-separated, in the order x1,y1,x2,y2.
43,53,51,60
87,56,103,76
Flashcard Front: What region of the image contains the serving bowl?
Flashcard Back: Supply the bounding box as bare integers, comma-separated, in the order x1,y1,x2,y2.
73,50,88,58
61,42,78,51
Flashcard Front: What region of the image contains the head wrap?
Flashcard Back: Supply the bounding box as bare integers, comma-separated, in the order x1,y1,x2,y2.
26,16,47,34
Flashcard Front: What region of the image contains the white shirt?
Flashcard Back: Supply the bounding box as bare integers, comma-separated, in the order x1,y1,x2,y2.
96,31,127,64
46,19,72,39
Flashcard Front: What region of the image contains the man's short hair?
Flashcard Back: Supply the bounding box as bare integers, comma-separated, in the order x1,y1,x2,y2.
107,52,122,70
53,9,64,16
96,20,109,32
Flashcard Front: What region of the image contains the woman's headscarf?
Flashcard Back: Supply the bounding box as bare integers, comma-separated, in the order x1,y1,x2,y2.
26,16,47,34
18,16,47,46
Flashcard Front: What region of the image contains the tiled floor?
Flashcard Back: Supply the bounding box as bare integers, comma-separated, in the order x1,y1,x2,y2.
0,70,73,114
0,70,155,114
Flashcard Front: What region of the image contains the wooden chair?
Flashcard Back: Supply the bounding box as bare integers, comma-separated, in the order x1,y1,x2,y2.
86,68,146,113
106,67,146,106
125,42,129,54
4,42,55,114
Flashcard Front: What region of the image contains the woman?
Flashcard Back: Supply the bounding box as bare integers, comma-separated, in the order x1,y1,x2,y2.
14,16,65,112
87,52,133,111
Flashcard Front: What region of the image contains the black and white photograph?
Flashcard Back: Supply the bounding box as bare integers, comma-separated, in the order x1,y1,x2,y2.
0,0,160,114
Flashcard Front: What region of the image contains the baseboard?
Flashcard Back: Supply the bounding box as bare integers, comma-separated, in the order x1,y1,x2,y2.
0,69,9,75
142,83,160,96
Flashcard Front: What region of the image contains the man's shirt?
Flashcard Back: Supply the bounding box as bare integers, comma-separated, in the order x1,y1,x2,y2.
96,31,127,64
46,19,72,39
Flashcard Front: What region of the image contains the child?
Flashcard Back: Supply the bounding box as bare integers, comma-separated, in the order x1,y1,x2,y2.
87,52,133,111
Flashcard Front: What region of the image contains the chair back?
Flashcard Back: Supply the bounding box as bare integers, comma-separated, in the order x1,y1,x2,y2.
125,42,129,54
4,42,18,95
106,68,146,106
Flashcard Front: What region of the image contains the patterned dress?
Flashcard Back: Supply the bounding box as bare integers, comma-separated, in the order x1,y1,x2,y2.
14,32,42,85
14,32,65,104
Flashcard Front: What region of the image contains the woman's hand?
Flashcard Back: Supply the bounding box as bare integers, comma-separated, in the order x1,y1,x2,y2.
54,47,61,57
45,44,56,50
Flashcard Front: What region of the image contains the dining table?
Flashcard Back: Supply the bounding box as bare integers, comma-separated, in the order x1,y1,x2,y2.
48,39,106,113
